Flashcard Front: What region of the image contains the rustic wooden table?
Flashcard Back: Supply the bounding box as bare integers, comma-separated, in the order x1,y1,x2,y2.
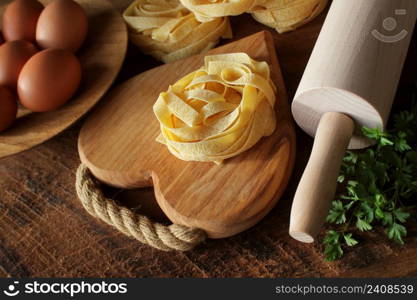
1,0,417,278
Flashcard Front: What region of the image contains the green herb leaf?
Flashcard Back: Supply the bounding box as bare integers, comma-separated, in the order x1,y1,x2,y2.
324,100,417,260
362,127,384,140
326,200,347,224
337,175,345,183
393,208,410,223
324,243,343,261
387,223,407,244
324,230,343,261
343,233,359,246
356,217,373,231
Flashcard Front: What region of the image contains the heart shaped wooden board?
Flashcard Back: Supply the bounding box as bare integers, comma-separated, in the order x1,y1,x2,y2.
0,0,127,158
79,31,296,238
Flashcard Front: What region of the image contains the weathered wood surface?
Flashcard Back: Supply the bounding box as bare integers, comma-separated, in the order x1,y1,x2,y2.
1,0,417,277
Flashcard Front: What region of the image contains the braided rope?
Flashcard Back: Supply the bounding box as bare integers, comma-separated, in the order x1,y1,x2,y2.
75,164,207,251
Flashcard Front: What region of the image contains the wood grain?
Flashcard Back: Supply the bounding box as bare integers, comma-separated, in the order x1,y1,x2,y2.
290,0,417,244
290,112,354,243
1,0,417,277
79,31,296,238
292,0,417,149
0,0,127,158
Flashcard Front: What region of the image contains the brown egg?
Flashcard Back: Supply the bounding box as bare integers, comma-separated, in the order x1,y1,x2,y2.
0,40,38,91
36,0,88,52
18,49,82,112
0,87,18,132
2,0,44,43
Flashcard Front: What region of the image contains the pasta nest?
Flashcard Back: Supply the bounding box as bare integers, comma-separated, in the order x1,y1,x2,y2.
123,0,232,63
251,0,329,33
153,53,277,164
180,0,259,22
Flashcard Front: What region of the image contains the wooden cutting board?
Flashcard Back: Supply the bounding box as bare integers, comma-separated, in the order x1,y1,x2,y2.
78,31,296,238
0,0,127,158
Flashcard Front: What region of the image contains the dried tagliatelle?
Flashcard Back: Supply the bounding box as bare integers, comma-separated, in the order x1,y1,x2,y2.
123,0,232,63
180,0,258,22
251,0,329,33
153,53,277,164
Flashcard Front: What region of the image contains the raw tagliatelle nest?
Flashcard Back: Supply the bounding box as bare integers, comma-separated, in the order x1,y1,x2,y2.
179,0,327,32
153,53,277,164
180,0,258,22
123,0,232,63
251,0,329,33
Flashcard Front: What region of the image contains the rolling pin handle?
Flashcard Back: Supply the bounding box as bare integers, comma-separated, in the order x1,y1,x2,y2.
289,112,355,243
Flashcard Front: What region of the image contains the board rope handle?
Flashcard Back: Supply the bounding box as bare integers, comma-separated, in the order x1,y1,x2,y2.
289,112,355,243
75,164,207,251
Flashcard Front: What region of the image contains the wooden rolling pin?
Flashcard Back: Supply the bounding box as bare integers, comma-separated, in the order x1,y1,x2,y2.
290,0,417,243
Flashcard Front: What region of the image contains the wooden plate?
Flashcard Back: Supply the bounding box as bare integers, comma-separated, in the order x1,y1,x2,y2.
79,31,296,238
0,0,127,158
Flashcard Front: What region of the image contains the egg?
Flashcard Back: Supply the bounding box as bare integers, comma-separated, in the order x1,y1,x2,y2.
18,49,82,112
0,40,38,91
2,0,44,43
36,0,88,52
0,87,18,132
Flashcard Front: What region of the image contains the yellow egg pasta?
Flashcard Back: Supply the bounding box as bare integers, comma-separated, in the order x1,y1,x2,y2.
251,0,328,33
153,53,277,164
180,0,258,22
123,0,232,63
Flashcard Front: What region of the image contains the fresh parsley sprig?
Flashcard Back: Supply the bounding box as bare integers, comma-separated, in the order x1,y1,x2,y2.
323,102,417,261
